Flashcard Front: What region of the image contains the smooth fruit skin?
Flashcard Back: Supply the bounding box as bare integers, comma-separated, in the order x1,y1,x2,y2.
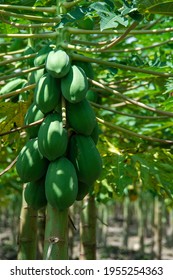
46,49,71,78
76,181,90,201
38,113,68,161
72,60,94,80
24,103,44,138
24,176,47,210
61,65,88,103
45,157,78,211
16,138,48,183
28,68,45,85
34,73,61,114
66,98,96,136
34,44,53,67
68,135,102,185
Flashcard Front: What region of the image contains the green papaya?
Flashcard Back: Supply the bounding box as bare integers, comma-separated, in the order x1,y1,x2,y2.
90,121,99,145
34,44,53,67
76,181,90,201
34,73,61,114
46,49,71,78
72,60,94,79
77,17,94,30
68,135,102,185
24,176,47,210
38,113,68,161
61,65,88,103
24,103,44,138
45,157,78,210
0,78,27,95
16,138,48,183
66,98,96,136
24,46,35,66
86,90,98,103
28,68,45,85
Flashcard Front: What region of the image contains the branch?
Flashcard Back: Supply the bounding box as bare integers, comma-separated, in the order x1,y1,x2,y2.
66,26,173,35
89,78,173,117
63,21,139,53
0,9,60,23
0,53,36,67
0,16,57,29
0,118,44,137
90,101,168,120
71,53,173,78
0,84,36,100
0,157,17,177
0,64,44,82
96,117,173,145
0,32,56,39
0,4,56,13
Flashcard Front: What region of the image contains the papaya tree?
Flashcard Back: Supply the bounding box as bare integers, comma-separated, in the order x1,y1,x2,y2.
1,0,173,260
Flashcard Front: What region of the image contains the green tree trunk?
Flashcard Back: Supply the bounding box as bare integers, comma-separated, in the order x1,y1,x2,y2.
17,184,38,260
138,193,145,255
37,207,46,259
43,204,69,260
80,194,97,260
153,197,163,259
122,196,130,248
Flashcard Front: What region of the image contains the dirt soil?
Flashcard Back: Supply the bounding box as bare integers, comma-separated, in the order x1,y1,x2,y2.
1,215,173,260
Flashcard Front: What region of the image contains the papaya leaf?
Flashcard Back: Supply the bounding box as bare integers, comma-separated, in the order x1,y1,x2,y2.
100,14,128,31
136,0,173,15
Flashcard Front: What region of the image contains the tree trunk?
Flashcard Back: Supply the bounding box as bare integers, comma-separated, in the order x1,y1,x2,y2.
122,196,130,248
154,197,163,259
17,184,38,260
80,194,97,260
43,204,69,260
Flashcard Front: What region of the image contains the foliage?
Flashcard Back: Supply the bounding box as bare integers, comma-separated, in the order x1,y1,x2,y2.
0,0,173,210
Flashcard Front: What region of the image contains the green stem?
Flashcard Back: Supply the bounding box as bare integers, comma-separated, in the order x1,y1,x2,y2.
90,101,168,120
0,64,44,82
0,33,56,39
0,4,56,13
89,78,173,117
71,53,173,78
62,21,139,53
66,26,173,35
0,9,60,22
43,204,69,260
17,185,38,260
0,53,36,67
1,17,56,29
80,195,97,260
96,117,173,144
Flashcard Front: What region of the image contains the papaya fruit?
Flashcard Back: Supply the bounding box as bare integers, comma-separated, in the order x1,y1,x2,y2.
34,73,61,114
24,103,44,138
77,17,94,30
24,176,47,210
28,68,45,85
45,157,78,210
34,44,53,67
0,78,27,95
38,113,68,161
86,89,98,103
61,65,88,103
76,181,90,201
72,60,94,79
68,135,102,185
90,121,99,145
66,98,96,136
46,49,71,78
16,138,48,183
24,46,35,66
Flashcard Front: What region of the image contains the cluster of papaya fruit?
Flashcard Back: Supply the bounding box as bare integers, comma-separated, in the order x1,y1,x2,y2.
16,47,102,211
